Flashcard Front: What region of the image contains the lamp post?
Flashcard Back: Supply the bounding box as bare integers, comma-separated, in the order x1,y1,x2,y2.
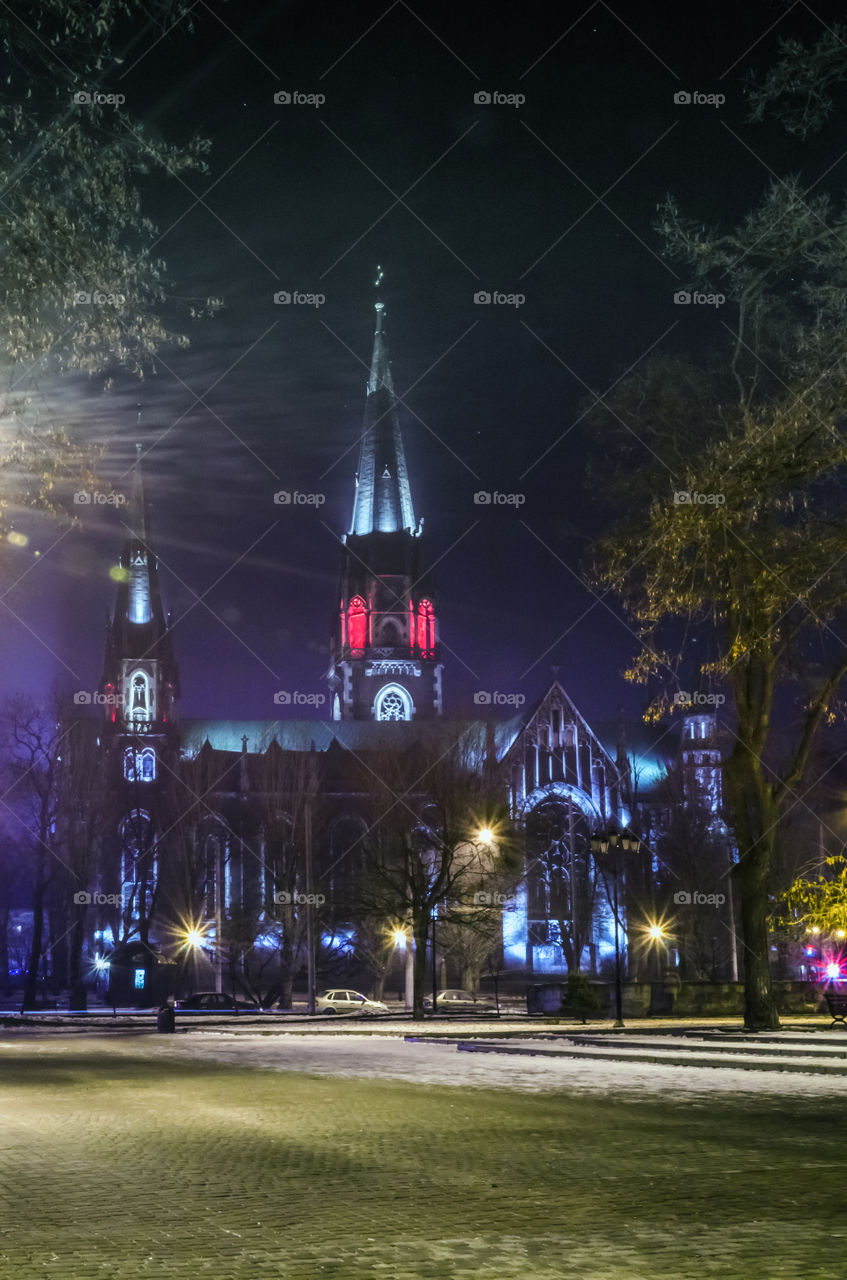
590,830,639,1028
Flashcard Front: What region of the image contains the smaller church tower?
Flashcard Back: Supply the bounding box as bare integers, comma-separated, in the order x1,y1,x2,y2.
99,445,179,945
328,288,443,721
100,445,179,785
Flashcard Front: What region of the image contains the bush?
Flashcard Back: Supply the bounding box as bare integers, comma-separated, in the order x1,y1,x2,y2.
566,973,603,1022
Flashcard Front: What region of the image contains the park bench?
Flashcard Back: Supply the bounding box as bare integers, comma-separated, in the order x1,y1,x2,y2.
824,991,847,1028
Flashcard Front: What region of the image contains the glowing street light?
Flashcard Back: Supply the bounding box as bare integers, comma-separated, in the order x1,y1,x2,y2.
647,923,666,942
392,929,407,948
185,928,205,949
476,826,495,847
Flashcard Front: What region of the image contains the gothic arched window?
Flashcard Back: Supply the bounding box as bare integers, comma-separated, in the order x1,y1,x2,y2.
119,809,156,918
378,617,401,648
417,599,435,658
123,746,156,782
129,670,152,722
328,813,368,900
347,596,367,655
374,684,413,721
140,747,156,781
201,823,232,916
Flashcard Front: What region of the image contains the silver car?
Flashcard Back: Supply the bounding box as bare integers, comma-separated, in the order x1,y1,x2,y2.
315,988,389,1015
424,988,496,1013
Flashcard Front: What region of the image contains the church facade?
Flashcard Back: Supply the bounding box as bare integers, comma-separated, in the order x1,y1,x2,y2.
91,296,726,1000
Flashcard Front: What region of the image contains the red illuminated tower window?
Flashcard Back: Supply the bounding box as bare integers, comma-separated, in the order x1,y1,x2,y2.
348,596,367,655
417,599,435,658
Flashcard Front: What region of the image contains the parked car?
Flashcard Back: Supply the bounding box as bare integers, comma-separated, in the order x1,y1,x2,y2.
174,991,261,1013
315,989,389,1015
423,988,496,1014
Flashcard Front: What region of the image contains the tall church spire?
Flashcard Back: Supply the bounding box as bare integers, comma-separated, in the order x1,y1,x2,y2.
329,285,443,722
128,441,147,544
350,277,416,536
126,444,152,625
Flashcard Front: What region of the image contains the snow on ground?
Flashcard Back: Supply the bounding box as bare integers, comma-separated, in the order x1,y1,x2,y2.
4,1024,847,1098
51,1030,847,1097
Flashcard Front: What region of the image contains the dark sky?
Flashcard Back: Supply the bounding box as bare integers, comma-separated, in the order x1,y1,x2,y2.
5,0,846,725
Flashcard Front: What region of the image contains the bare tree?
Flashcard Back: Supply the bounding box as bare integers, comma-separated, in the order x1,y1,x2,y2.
354,727,516,1018
256,743,322,1008
0,696,69,1008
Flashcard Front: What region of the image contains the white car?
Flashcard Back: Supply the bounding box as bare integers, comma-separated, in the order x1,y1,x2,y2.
423,988,496,1013
315,988,389,1015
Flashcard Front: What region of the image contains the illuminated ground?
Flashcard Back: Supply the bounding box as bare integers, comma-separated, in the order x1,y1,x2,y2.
0,1032,843,1279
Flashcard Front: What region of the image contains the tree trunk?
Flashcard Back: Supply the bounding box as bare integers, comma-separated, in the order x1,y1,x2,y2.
48,903,69,993
0,904,11,997
412,915,428,1019
23,879,46,1010
724,752,780,1031
734,841,779,1029
69,908,86,987
279,931,294,1008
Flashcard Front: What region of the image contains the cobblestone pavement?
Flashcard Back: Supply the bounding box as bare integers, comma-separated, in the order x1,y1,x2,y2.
0,1033,843,1279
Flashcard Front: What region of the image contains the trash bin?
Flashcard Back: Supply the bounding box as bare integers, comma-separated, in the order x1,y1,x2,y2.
157,1004,175,1033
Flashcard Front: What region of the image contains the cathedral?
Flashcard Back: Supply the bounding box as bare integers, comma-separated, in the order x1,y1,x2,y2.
92,293,729,1004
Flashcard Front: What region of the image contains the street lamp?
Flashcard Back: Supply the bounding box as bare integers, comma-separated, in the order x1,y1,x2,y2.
641,918,672,979
590,830,639,1028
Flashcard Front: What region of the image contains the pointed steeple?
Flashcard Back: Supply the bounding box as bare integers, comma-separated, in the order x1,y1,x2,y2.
128,442,147,545
350,277,416,536
126,444,152,626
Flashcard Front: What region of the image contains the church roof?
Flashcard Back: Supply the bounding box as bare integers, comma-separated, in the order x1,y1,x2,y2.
349,297,416,536
182,719,489,757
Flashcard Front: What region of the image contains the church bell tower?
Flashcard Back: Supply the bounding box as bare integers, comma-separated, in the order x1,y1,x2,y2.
101,444,179,777
328,286,443,721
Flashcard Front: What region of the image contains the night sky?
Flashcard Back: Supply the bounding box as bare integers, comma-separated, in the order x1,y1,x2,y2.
5,0,846,726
